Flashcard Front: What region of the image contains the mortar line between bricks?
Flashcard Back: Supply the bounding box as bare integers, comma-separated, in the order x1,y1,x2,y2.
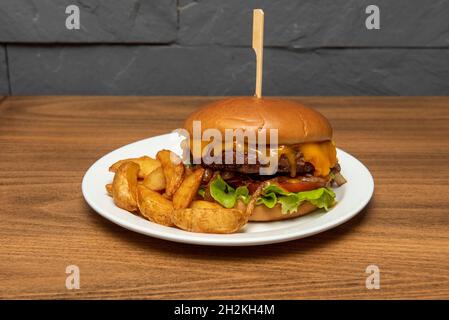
176,0,180,39
198,45,449,50
173,0,181,45
2,43,449,51
4,45,12,96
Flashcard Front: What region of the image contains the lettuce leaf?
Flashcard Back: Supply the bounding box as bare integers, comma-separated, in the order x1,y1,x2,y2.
277,194,302,214
258,184,336,214
296,188,336,211
197,186,206,198
257,191,277,208
208,175,250,208
235,185,250,204
203,176,335,214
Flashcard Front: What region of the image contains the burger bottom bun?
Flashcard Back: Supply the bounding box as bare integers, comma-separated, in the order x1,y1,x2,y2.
236,201,318,222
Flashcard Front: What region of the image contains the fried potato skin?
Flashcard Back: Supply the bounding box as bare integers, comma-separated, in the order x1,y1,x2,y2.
189,200,223,209
105,183,113,196
172,208,248,234
173,168,205,210
109,156,161,179
137,185,174,226
156,150,184,198
112,162,139,212
107,152,255,234
142,166,166,191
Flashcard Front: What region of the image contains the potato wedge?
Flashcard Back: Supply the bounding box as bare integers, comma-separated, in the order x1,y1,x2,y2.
173,168,205,210
172,207,248,234
142,166,166,191
137,185,173,226
190,200,223,209
112,162,139,212
184,165,195,177
105,183,113,197
109,156,161,179
156,150,184,198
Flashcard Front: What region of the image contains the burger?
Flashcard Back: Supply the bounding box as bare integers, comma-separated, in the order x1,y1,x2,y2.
182,97,346,222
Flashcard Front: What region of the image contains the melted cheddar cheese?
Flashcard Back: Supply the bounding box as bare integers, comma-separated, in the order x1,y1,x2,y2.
299,140,336,177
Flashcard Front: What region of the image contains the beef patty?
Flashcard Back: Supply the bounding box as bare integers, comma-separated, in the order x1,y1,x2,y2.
200,152,315,175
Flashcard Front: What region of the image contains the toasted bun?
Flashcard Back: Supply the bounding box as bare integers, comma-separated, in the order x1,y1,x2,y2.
184,97,332,144
236,200,318,222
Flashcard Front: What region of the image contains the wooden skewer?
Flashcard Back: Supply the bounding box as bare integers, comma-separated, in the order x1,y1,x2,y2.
252,9,264,98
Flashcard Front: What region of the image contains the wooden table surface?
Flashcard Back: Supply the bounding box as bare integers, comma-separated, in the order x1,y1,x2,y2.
0,96,448,299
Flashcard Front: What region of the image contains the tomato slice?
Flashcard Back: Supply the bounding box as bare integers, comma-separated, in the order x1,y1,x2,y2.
278,179,323,193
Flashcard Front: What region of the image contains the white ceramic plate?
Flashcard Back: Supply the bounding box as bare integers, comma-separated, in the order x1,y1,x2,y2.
82,133,374,246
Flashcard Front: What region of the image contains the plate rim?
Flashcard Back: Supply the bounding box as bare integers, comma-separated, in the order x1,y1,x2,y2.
82,134,374,246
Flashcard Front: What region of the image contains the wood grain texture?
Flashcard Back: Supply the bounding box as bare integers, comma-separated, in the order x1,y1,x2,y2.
0,96,448,299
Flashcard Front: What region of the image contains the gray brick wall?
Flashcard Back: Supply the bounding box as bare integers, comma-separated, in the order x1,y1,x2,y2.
1,0,448,96
0,0,177,43
178,0,449,47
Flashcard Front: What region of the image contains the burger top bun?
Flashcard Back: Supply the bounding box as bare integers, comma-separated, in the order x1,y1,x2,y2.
184,97,333,144
236,200,318,222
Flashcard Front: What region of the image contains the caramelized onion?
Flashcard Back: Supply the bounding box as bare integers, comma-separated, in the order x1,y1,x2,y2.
333,172,347,186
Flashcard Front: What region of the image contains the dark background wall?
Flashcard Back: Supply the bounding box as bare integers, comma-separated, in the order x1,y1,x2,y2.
1,0,448,96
